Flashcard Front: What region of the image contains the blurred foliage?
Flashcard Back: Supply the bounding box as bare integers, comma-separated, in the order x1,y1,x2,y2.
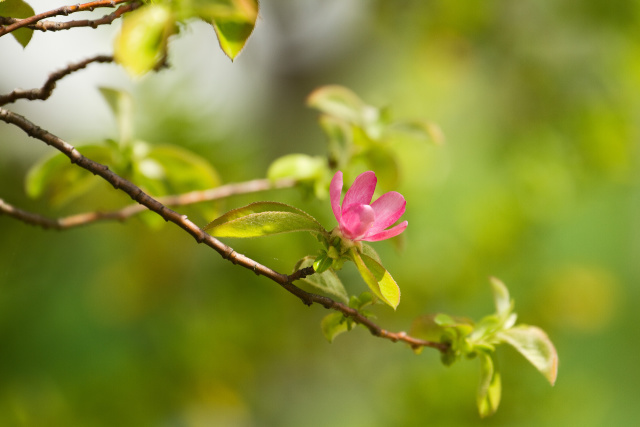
1,0,639,426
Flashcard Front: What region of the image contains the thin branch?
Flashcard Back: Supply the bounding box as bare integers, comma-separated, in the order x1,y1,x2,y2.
0,106,449,353
0,178,298,230
0,2,141,33
0,55,114,106
0,0,132,37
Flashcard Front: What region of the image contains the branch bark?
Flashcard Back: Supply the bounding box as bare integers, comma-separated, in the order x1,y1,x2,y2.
0,55,114,106
0,106,448,353
0,178,298,230
0,2,141,34
0,0,133,37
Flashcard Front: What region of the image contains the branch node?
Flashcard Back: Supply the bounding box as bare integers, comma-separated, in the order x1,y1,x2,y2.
253,263,259,276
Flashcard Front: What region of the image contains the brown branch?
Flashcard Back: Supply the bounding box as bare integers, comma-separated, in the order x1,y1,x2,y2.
0,2,141,33
0,0,132,37
0,106,449,353
0,55,114,106
0,178,298,230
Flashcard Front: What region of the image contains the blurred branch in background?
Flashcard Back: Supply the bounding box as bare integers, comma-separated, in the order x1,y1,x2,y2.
0,178,297,229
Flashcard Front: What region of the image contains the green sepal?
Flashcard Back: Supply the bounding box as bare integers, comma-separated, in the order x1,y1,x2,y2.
204,202,327,238
0,0,35,48
350,249,400,310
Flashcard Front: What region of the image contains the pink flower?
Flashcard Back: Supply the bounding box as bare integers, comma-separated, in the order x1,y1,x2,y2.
330,170,408,242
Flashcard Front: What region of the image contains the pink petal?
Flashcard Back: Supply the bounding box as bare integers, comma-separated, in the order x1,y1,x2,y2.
368,191,406,234
362,220,408,242
341,204,375,240
330,171,344,222
342,171,376,210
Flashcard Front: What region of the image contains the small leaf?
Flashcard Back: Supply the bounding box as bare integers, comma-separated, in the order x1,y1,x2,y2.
114,4,174,76
350,249,400,309
0,0,35,48
477,351,502,418
204,201,327,238
321,312,349,343
295,256,348,303
307,85,367,124
490,277,512,318
497,325,559,386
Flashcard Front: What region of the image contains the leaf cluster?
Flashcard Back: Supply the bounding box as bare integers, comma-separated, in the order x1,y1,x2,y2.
410,278,558,417
26,88,220,224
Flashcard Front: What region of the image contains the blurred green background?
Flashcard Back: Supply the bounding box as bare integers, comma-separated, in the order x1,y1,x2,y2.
1,0,638,425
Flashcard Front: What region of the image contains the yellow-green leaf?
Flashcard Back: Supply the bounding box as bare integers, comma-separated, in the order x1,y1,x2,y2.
350,249,400,309
198,0,259,60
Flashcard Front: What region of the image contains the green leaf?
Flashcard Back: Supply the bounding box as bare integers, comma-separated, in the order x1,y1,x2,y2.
114,4,174,76
141,144,221,194
477,351,502,418
203,201,327,238
98,87,134,145
350,249,400,309
389,119,445,145
197,0,259,60
497,325,559,386
25,145,113,207
267,154,328,191
295,256,348,303
0,0,35,48
307,85,367,124
321,312,350,343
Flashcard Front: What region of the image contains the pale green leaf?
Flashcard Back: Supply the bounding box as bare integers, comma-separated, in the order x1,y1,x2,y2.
114,4,174,77
389,119,445,145
204,201,327,238
295,256,348,303
307,85,366,124
477,352,502,418
0,0,35,48
321,312,349,343
497,325,559,386
25,145,113,207
267,154,327,181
